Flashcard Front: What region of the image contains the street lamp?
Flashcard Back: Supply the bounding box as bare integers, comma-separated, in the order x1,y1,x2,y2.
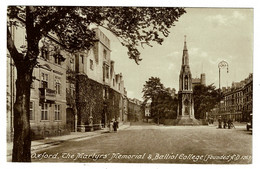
218,60,229,119
218,60,229,90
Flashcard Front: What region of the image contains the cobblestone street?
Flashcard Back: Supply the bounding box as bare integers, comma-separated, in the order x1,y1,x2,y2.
31,123,252,164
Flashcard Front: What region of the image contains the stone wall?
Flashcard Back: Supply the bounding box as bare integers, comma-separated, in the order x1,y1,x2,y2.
30,124,70,140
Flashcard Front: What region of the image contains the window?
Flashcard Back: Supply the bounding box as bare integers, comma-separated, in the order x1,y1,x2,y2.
54,55,61,65
55,104,61,120
70,84,75,97
30,102,34,120
103,89,106,99
106,66,109,78
70,58,75,71
80,54,84,64
41,73,48,88
41,103,48,120
55,77,61,94
113,79,115,86
90,59,94,70
41,47,49,60
103,64,109,81
103,49,107,59
103,66,105,82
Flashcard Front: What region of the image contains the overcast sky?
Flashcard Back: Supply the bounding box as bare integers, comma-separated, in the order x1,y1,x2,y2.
100,8,253,100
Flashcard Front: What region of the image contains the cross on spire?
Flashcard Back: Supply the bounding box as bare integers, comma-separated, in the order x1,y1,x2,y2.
184,35,187,42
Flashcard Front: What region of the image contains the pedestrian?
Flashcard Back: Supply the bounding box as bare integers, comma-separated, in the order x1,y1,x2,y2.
113,120,118,132
227,119,232,129
223,118,227,129
109,120,113,133
230,119,235,129
116,120,119,129
218,116,222,128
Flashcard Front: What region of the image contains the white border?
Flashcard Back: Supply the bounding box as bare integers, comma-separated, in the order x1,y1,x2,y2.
1,1,259,169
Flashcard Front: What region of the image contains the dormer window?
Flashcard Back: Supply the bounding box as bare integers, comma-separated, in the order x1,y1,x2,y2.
54,53,65,65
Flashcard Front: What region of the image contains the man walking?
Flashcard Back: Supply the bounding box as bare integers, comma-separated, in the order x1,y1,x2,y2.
113,120,119,132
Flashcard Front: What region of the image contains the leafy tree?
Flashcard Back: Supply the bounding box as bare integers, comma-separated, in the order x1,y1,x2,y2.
7,6,186,161
193,84,221,119
142,77,165,101
142,77,164,123
142,77,177,124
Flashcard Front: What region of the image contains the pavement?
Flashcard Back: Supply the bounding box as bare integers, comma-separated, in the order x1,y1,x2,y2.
6,122,130,161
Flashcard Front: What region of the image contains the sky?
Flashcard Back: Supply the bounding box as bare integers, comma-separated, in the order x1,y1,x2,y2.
100,8,254,100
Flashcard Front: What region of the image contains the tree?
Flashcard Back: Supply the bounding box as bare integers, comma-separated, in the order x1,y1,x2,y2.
142,77,177,124
7,6,186,161
142,77,164,123
193,84,221,119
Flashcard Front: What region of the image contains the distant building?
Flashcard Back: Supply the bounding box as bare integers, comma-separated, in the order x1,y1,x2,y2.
192,73,206,89
128,98,142,122
144,102,151,117
242,74,253,121
214,73,253,122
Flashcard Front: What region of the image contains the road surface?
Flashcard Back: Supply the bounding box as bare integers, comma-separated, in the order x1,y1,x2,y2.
32,124,252,164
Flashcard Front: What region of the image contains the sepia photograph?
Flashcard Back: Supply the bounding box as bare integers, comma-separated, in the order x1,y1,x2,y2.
2,1,259,168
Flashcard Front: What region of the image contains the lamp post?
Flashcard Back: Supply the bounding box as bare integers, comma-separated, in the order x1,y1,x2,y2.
218,60,229,118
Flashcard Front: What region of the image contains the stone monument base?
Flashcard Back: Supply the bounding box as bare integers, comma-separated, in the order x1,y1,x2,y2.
174,116,201,126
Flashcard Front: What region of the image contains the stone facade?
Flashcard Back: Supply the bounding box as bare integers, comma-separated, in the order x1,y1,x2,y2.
128,98,142,122
218,73,253,122
7,21,69,141
7,24,129,141
69,28,128,131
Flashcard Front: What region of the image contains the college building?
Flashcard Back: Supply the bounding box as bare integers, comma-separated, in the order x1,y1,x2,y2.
211,73,253,122
7,22,133,141
7,22,69,141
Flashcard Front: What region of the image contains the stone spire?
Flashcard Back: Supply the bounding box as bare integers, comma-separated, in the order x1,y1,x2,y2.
176,35,200,125
182,35,189,66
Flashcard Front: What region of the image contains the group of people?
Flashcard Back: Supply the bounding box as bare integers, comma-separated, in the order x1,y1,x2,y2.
109,120,119,132
218,116,235,129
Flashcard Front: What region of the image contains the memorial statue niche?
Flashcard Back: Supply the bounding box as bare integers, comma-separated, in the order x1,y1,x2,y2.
184,99,189,115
